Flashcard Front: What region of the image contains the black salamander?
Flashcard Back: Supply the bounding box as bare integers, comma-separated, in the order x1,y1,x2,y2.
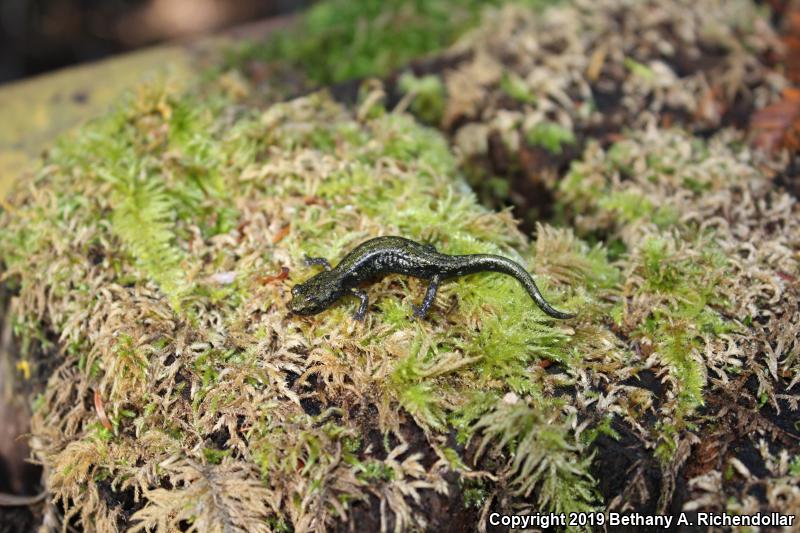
289,236,575,320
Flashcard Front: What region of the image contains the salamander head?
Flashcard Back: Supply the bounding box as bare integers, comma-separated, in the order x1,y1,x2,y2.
289,272,342,315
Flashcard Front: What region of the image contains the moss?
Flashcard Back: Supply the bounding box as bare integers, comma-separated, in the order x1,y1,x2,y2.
4,0,796,526
225,0,558,86
397,72,446,125
202,447,230,465
581,415,620,445
525,121,576,155
356,461,396,483
555,125,800,486
500,71,536,104
623,57,656,81
598,192,679,228
790,456,800,477
461,478,488,509
1,82,606,530
472,399,599,517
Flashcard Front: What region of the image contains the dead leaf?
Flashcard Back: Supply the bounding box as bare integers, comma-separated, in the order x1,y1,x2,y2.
750,88,800,153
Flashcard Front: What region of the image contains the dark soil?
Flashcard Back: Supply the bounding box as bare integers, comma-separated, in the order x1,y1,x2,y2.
0,506,40,533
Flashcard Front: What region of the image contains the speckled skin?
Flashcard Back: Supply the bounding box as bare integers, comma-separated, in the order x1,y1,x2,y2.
289,236,575,320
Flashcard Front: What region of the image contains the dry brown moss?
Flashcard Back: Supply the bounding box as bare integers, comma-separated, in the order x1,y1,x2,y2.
400,0,786,229
444,0,783,133
559,126,800,516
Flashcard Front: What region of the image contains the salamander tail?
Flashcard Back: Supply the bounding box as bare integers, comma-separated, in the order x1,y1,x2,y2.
451,254,576,319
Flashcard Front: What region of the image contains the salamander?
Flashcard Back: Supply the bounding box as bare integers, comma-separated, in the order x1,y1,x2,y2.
289,236,575,320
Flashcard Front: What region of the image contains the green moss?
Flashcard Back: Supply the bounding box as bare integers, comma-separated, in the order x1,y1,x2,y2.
473,400,599,516
2,83,605,529
356,460,396,482
623,57,656,81
552,129,780,465
598,192,679,228
466,308,570,386
389,348,448,430
525,121,576,154
449,391,499,445
227,0,552,85
461,478,489,509
110,176,189,309
398,72,446,125
3,85,263,316
202,447,230,465
630,235,731,426
581,415,620,445
500,71,536,104
789,456,800,477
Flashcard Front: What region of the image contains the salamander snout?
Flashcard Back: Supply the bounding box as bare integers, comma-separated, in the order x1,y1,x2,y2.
289,284,322,315
289,276,341,316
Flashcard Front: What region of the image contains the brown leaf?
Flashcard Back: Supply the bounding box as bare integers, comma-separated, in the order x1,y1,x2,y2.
786,10,800,84
749,88,800,153
259,266,290,285
271,223,291,244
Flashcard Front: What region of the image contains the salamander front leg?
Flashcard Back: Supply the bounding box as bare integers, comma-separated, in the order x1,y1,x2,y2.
352,289,369,321
411,274,440,318
304,255,332,271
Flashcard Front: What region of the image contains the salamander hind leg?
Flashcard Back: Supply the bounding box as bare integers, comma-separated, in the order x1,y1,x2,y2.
304,255,332,271
352,289,369,321
411,274,440,318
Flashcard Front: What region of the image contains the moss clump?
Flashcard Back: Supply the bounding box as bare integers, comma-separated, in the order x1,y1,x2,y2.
444,0,781,230
0,82,610,530
499,71,536,105
227,0,561,86
556,126,800,513
472,398,598,514
397,72,446,126
560,132,743,426
525,122,576,155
